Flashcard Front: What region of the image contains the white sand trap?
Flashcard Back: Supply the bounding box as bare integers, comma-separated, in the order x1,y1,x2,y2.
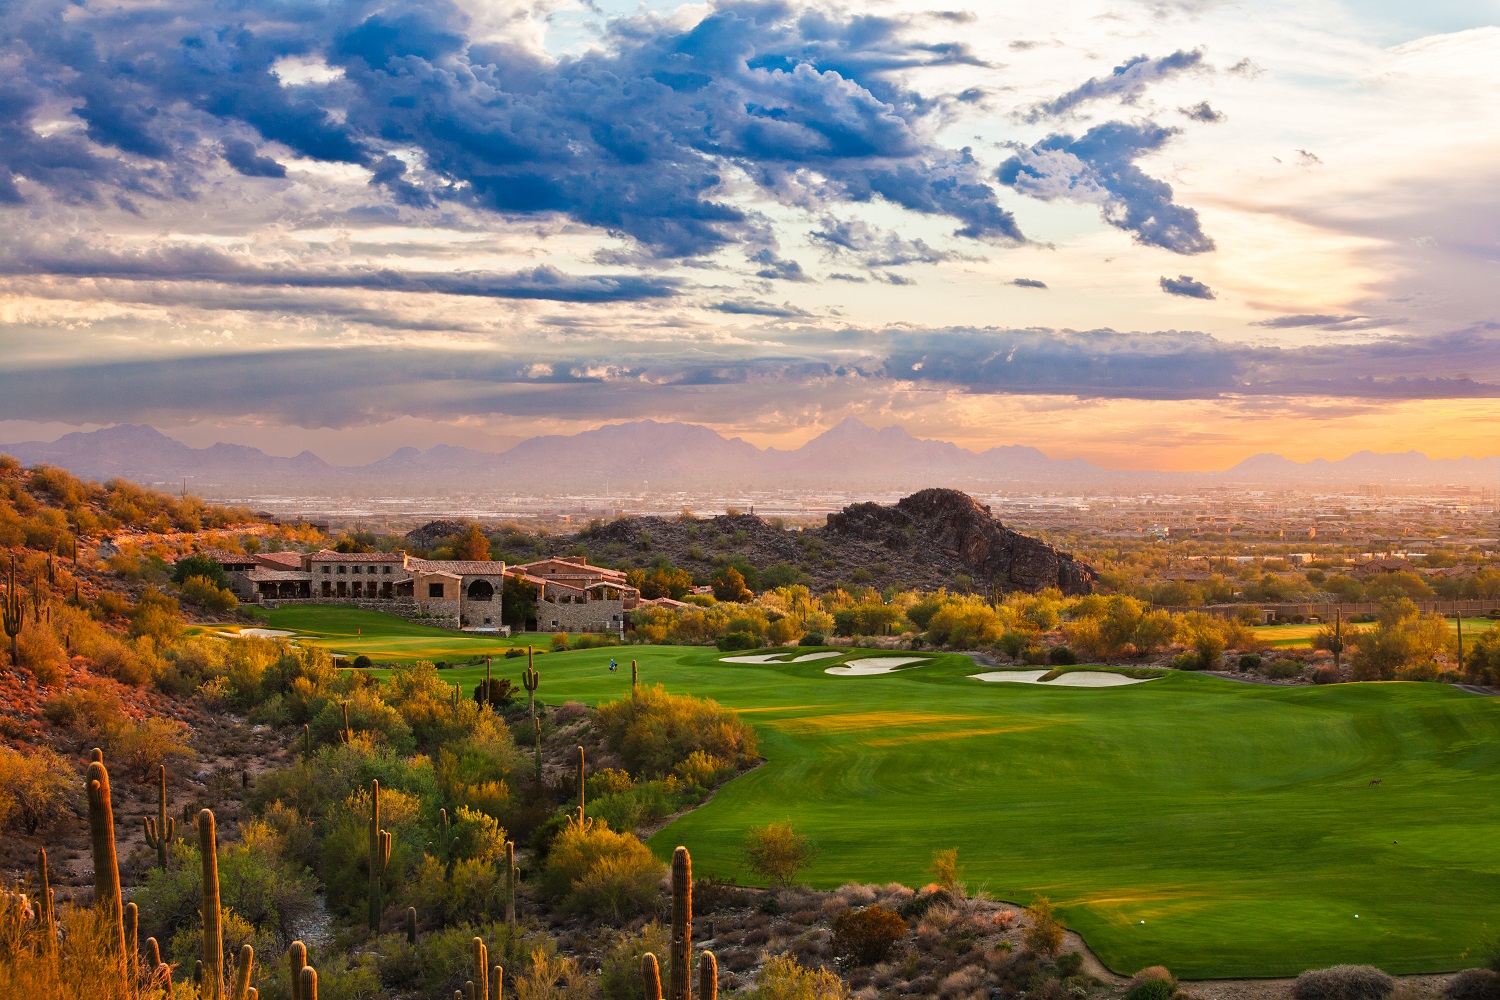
720,652,843,664
825,656,928,676
217,628,296,639
970,670,1155,688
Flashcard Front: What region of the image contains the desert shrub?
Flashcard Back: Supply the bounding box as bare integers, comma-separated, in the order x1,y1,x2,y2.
542,820,665,919
831,904,906,964
595,684,757,778
1394,661,1447,682
179,574,238,615
926,848,964,893
716,631,758,651
0,745,73,834
1312,665,1342,685
1056,952,1085,978
743,953,852,1000
1293,965,1395,1000
1265,660,1304,680
311,689,414,752
1170,651,1204,671
798,633,826,647
474,676,517,709
319,784,426,918
1127,975,1178,1000
0,898,182,1000
1047,646,1077,666
551,633,571,652
1239,653,1262,671
1448,969,1500,1000
15,622,67,684
1024,896,1065,958
41,683,122,736
744,821,815,887
109,716,194,780
600,922,670,1000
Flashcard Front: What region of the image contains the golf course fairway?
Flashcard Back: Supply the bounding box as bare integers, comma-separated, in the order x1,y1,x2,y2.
269,608,1500,978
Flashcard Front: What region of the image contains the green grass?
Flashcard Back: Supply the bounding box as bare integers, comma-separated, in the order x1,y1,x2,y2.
287,610,1500,978
1254,618,1496,649
244,604,545,662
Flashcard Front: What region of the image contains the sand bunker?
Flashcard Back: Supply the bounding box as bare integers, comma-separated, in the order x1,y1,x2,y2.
218,628,297,639
720,652,844,664
970,670,1155,688
825,657,928,676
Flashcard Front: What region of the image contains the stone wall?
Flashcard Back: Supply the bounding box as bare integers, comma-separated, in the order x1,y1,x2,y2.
257,596,463,630
537,597,627,633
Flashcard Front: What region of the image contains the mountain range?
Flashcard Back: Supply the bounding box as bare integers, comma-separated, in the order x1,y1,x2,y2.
2,421,1497,497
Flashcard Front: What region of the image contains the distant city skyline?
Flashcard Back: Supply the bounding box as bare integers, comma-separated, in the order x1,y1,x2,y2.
3,0,1499,469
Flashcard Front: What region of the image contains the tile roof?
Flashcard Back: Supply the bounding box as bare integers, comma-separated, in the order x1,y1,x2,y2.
406,558,507,575
255,552,304,570
308,549,406,563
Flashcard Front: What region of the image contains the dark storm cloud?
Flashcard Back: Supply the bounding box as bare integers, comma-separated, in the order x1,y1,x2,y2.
1159,274,1215,298
998,122,1215,254
709,298,814,317
0,0,1020,259
1011,278,1048,289
1027,49,1206,121
0,240,680,302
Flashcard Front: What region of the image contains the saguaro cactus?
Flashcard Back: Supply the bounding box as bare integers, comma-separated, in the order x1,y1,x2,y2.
143,764,175,870
200,809,224,1000
670,846,692,1000
631,660,638,700
338,702,354,744
302,724,311,760
37,848,56,953
368,779,392,934
288,941,307,1000
641,953,664,1000
438,807,452,865
2,554,24,667
575,745,586,825
299,966,318,1000
405,906,417,945
523,650,539,716
86,754,125,959
230,944,254,1000
504,840,516,926
124,901,139,991
699,951,718,1000
470,937,488,1000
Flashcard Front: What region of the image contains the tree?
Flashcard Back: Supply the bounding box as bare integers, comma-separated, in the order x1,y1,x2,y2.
455,524,491,561
1364,571,1435,602
743,820,814,887
1349,598,1450,680
1024,895,1065,958
170,554,230,590
501,575,538,630
713,567,752,603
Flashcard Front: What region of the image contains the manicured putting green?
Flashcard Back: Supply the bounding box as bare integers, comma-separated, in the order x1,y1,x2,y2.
291,608,1500,978
247,604,540,662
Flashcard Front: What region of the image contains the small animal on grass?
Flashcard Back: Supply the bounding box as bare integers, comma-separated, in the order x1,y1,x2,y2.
1369,778,1382,785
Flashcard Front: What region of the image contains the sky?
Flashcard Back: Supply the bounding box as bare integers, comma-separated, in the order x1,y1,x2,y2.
2,0,1499,470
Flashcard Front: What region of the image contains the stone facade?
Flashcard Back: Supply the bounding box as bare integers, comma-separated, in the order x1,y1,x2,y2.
507,556,639,634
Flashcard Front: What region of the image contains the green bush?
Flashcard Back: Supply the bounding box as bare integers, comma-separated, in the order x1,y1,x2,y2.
1126,978,1177,1000
600,922,670,1000
541,820,665,919
715,631,757,651
831,904,907,964
798,632,826,647
0,744,72,834
743,954,852,1000
1238,653,1262,671
594,685,757,778
1265,660,1303,680
743,820,814,887
1047,646,1077,666
1292,966,1395,1000
1312,665,1341,685
1170,651,1203,671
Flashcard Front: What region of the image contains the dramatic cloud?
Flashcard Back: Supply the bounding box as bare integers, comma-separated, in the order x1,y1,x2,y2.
998,123,1215,254
1012,278,1048,288
1160,274,1215,298
0,0,1021,259
0,240,680,302
808,217,961,267
1027,49,1206,121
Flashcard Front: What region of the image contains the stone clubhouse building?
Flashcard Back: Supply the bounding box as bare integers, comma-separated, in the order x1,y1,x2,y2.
212,549,639,633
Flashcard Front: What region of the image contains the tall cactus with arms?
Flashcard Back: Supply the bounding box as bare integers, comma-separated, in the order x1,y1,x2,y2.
143,764,175,870
368,779,392,933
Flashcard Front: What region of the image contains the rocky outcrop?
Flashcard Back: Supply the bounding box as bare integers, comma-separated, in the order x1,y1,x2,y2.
405,519,471,550
824,488,1095,595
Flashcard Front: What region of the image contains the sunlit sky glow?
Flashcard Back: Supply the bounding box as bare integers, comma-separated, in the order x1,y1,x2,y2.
3,0,1499,469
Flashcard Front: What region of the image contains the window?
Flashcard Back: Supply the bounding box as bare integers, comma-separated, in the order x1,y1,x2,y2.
337,566,346,574
428,583,445,598
353,566,362,574
322,566,330,574
383,566,392,574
